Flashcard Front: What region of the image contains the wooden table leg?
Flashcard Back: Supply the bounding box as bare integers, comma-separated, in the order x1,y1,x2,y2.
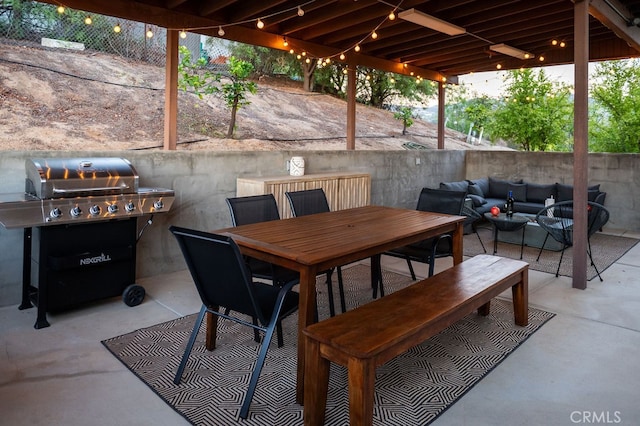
452,222,464,264
512,269,529,326
297,266,318,405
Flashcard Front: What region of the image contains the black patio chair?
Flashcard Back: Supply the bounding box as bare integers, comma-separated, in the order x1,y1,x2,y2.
226,194,299,289
461,202,488,254
285,189,385,312
535,200,610,281
384,187,467,279
169,226,299,419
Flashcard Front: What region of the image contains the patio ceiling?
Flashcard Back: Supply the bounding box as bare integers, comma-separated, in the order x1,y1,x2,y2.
41,0,640,82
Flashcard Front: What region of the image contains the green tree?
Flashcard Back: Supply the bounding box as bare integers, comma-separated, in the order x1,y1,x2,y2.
492,68,573,151
221,56,257,138
178,47,257,138
393,107,415,135
589,59,640,153
357,68,436,108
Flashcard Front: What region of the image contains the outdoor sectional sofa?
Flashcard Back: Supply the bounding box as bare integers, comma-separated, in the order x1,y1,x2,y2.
440,177,606,216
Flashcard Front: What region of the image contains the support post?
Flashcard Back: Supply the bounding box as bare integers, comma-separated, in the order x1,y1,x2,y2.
164,29,179,151
346,58,357,150
573,0,589,289
437,81,445,150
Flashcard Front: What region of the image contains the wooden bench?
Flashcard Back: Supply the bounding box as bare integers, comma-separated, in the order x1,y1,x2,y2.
302,254,528,426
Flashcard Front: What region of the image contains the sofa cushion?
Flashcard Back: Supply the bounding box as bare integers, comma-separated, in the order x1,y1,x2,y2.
467,194,487,207
467,177,489,196
557,183,602,201
507,183,527,202
526,183,556,203
467,182,484,198
439,180,469,193
487,177,523,198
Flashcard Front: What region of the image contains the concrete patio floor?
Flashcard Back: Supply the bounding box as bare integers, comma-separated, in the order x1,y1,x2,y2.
1,231,640,426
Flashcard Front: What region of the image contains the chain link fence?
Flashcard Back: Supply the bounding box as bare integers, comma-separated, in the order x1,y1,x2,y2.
0,0,170,65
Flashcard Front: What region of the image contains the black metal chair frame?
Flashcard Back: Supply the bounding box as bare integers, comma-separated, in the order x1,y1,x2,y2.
384,187,467,279
169,226,299,419
535,200,610,281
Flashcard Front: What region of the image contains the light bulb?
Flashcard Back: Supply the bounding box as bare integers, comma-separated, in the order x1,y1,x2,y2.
283,39,288,47
113,24,121,33
146,28,153,38
354,45,360,52
301,51,306,56
297,54,301,59
389,11,396,20
305,58,310,63
524,53,530,59
339,53,346,60
218,26,225,36
441,76,447,82
366,74,371,80
325,58,330,64
560,41,566,48
389,77,395,84
256,19,264,29
84,16,92,25
371,31,378,40
538,55,545,61
496,63,502,69
343,69,348,74
180,30,187,39
552,39,558,46
297,6,304,17
57,6,65,14
289,49,295,54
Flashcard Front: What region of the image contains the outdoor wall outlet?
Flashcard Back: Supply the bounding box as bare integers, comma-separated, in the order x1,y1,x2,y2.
415,157,421,165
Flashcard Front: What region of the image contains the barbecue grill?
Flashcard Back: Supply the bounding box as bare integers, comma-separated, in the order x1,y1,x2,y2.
0,157,175,329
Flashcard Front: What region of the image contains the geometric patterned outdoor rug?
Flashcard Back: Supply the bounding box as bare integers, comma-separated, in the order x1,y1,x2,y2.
102,264,555,426
465,230,639,281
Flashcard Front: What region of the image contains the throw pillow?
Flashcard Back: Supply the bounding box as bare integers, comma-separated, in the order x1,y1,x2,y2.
467,194,487,207
557,183,601,201
468,177,489,196
507,183,527,202
526,183,556,203
467,183,484,197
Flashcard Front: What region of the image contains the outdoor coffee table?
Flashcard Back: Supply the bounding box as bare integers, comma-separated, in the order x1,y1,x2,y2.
483,212,530,259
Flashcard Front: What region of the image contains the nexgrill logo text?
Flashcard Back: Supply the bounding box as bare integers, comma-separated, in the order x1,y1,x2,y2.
79,253,112,266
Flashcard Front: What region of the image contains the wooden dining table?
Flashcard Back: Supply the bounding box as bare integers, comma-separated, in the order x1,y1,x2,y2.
213,205,466,404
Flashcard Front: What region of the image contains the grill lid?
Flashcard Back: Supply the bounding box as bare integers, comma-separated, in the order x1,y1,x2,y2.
26,157,139,199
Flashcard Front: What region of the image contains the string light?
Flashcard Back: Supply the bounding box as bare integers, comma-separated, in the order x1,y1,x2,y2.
538,55,545,62
146,28,153,38
552,39,558,46
180,30,187,39
371,31,378,40
354,45,360,52
84,16,92,25
57,6,65,14
218,26,225,36
389,11,396,20
289,49,295,54
113,24,121,33
496,63,502,69
283,37,288,47
297,6,305,17
339,53,346,60
559,41,566,48
256,18,264,29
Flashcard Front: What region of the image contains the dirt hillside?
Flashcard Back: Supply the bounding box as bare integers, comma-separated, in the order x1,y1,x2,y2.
0,41,502,151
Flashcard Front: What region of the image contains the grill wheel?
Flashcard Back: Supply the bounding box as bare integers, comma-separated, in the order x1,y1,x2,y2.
122,284,146,307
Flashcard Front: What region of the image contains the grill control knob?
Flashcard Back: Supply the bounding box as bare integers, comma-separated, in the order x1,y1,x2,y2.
108,204,118,214
49,208,62,219
70,206,82,217
89,205,101,216
153,200,164,210
125,202,136,213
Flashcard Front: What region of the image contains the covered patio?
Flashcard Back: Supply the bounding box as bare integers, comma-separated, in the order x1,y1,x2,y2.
32,0,640,290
